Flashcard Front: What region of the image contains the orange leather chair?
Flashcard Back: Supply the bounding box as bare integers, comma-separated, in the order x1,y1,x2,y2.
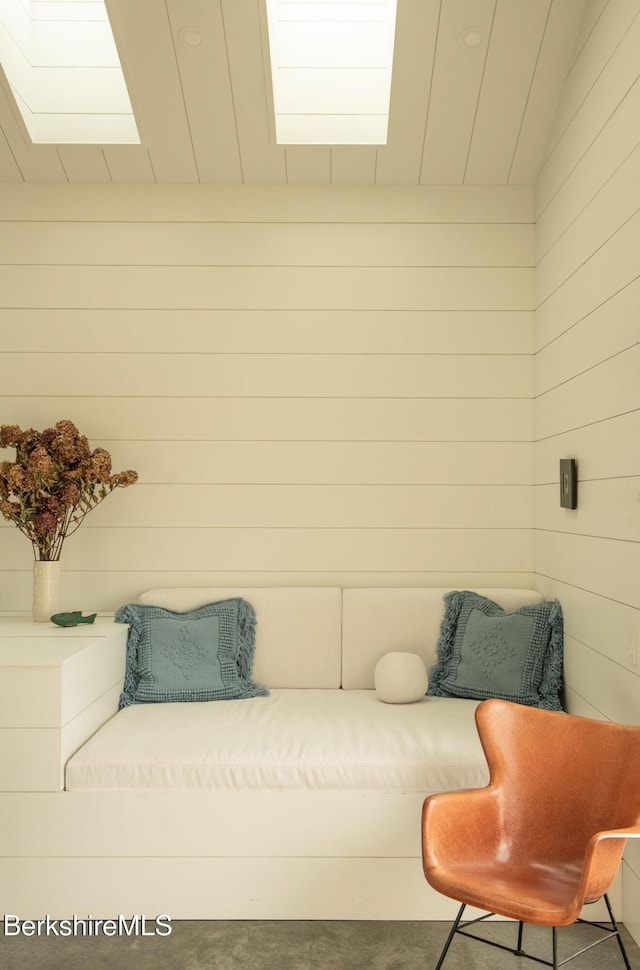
422,698,640,970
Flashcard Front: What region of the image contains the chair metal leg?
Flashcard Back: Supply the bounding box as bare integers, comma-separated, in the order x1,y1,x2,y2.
430,893,632,970
603,893,633,970
434,903,466,970
514,921,558,969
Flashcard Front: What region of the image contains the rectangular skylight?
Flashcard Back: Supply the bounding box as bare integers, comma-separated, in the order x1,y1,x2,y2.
265,0,398,145
0,0,139,144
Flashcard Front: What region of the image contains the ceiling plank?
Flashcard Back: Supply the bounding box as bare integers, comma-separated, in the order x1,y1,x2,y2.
567,0,608,74
221,0,286,183
0,0,588,187
166,0,243,183
464,0,552,184
285,148,331,184
57,147,112,183
0,125,22,182
102,146,156,183
106,0,199,182
509,0,586,184
331,147,377,184
420,0,496,184
543,0,639,165
376,0,440,184
0,77,67,182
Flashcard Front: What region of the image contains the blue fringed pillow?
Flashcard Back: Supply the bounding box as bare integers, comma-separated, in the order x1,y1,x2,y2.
116,598,269,708
427,591,563,711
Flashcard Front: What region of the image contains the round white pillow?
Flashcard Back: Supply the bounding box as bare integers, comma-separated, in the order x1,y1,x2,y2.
374,651,428,704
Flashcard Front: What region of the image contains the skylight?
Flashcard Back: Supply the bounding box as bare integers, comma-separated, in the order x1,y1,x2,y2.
0,0,139,144
265,0,398,145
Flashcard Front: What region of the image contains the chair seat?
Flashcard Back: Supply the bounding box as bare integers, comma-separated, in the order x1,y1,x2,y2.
428,860,585,926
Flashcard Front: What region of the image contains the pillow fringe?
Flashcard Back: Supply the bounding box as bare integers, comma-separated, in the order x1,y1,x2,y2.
237,598,269,698
115,603,139,708
427,590,466,697
537,599,564,711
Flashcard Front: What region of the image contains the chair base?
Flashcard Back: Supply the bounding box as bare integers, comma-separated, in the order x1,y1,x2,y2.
434,895,632,970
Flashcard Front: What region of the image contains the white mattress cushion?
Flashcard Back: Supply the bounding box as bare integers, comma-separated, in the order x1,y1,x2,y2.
65,691,488,794
138,587,342,689
341,587,544,689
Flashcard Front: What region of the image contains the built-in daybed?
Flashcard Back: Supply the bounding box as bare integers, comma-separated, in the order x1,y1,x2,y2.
2,586,571,921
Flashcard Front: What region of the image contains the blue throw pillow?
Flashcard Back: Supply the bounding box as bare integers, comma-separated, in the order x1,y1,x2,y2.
427,591,563,710
116,598,269,707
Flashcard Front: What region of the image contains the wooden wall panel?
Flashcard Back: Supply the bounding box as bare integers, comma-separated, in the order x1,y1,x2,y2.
54,484,532,531
535,210,640,347
536,478,640,542
56,441,533,488
535,410,640,483
0,352,533,399
0,183,534,223
1,525,533,576
535,345,640,439
1,221,534,267
0,264,532,311
0,309,534,355
0,183,534,610
535,142,640,303
0,571,538,619
0,396,534,443
534,0,640,932
536,76,640,252
537,5,640,211
563,635,640,725
535,278,639,394
536,576,640,690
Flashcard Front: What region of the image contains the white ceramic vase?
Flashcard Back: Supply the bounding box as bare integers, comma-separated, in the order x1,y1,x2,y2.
32,560,61,622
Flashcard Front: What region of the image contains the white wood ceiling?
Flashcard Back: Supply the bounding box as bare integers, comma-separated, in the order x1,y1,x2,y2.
0,0,589,185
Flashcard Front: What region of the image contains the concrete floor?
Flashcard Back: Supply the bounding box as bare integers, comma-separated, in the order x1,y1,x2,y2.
2,918,639,970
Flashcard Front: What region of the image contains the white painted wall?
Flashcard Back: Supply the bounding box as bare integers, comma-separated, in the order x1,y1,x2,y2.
0,183,534,612
533,0,640,940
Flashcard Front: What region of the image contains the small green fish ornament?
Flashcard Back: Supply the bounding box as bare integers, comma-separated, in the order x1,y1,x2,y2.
51,611,97,627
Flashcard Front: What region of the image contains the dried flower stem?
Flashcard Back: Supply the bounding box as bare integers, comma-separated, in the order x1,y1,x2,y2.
0,420,138,561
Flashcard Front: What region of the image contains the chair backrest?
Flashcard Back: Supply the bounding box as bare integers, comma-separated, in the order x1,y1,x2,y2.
475,699,640,882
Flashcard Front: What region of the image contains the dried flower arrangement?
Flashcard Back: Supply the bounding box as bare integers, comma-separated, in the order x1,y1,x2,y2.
0,420,138,562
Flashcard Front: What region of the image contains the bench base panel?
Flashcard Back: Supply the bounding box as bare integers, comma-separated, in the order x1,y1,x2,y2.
0,790,618,922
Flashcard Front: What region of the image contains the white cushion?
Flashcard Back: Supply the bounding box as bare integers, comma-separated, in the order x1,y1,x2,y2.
374,652,428,704
138,587,342,689
65,691,487,794
341,588,544,689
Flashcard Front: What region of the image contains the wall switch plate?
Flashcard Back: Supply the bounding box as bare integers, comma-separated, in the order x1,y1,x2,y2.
560,458,577,509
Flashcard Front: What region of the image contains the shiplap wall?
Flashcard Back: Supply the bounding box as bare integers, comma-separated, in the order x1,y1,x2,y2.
0,184,534,610
533,0,640,940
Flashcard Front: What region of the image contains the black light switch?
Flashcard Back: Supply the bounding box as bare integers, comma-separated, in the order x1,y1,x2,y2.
560,459,577,509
